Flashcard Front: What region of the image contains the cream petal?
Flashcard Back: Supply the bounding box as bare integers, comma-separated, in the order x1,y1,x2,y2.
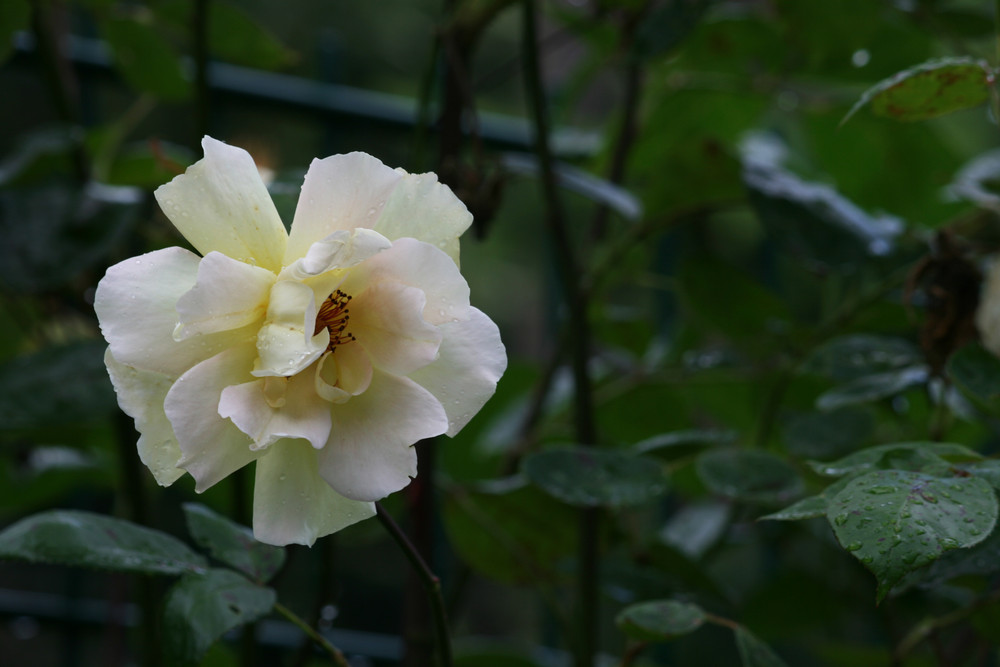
252,439,376,546
349,281,442,375
279,228,391,283
409,308,506,436
328,341,373,396
318,370,448,501
285,152,403,265
315,353,351,403
253,281,329,377
95,247,257,377
174,251,275,340
219,367,332,451
374,169,472,265
154,137,287,272
340,238,470,326
104,348,184,486
164,342,261,492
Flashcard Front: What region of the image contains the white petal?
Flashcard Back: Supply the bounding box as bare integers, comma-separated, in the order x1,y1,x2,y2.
174,251,275,340
340,238,470,326
375,169,472,265
279,228,392,282
317,370,448,501
253,439,376,546
104,348,184,486
154,136,288,272
409,308,506,436
164,342,261,492
285,152,403,265
95,247,257,377
350,281,442,375
253,281,329,377
219,367,332,451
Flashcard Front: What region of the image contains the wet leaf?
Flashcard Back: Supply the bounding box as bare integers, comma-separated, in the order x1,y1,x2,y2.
826,470,997,602
843,57,991,124
816,366,928,411
808,442,981,477
0,510,206,575
735,626,790,667
164,568,275,666
696,449,803,505
182,504,285,584
760,477,855,522
522,447,667,508
616,599,707,642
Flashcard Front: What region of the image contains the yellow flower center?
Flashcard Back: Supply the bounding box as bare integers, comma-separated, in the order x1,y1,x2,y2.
314,289,356,352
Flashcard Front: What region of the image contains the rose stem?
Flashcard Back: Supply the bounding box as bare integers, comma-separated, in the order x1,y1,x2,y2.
521,2,600,666
375,502,453,667
274,601,351,667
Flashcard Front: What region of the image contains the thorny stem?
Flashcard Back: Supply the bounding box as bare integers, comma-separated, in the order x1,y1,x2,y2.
274,601,351,667
522,3,599,665
375,503,453,667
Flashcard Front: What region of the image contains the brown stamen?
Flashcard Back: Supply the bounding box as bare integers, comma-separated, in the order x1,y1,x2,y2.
314,289,356,352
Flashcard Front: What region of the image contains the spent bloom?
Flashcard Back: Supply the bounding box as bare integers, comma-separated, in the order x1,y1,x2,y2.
95,137,506,545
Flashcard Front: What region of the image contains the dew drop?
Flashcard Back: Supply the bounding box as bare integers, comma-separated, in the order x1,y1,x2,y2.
845,541,862,552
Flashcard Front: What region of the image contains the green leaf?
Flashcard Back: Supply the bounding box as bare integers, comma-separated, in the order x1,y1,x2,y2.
442,477,576,584
0,510,207,575
816,366,928,411
808,442,982,477
208,2,295,69
522,447,667,508
804,335,922,382
636,429,737,461
759,495,828,521
734,627,790,667
948,343,1000,410
0,0,30,65
164,568,276,666
909,525,1000,587
783,408,874,459
696,449,803,505
100,16,190,100
0,342,117,431
182,504,285,584
615,599,707,642
843,57,992,124
826,470,998,602
633,0,712,61
760,476,856,522
960,460,1000,491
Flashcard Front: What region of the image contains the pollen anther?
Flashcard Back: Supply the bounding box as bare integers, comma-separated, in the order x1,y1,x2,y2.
314,290,356,352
